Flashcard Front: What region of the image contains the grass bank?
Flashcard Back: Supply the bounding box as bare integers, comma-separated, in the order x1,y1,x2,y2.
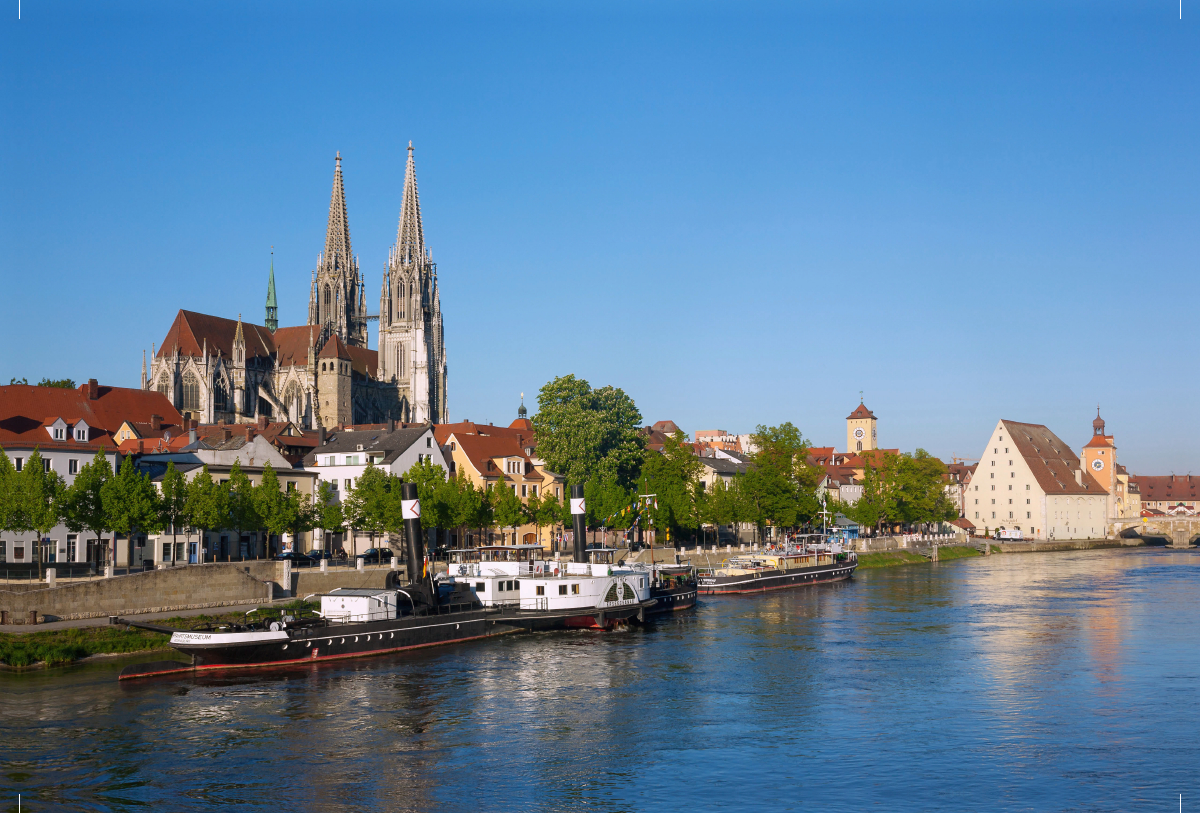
0,601,316,668
856,545,983,570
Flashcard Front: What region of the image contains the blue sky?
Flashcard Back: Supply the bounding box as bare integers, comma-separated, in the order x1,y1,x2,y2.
2,1,1196,473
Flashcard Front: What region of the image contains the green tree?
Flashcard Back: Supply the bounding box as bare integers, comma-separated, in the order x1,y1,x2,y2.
887,450,958,528
341,464,392,552
16,450,66,571
101,457,163,569
404,458,453,547
8,377,28,385
225,460,259,558
0,449,17,532
37,378,76,388
313,481,345,553
63,449,113,569
530,374,644,488
285,487,318,554
642,431,704,538
254,461,297,556
159,462,189,562
492,478,527,542
739,422,822,537
185,465,227,561
445,473,486,548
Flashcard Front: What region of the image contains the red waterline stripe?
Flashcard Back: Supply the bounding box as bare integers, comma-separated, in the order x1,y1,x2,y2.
698,574,853,595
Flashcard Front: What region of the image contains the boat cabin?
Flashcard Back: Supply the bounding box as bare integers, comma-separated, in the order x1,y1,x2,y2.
479,545,544,563
447,548,482,565
320,588,398,623
585,547,623,565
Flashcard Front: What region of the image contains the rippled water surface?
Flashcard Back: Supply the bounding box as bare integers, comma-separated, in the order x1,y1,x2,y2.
4,548,1199,812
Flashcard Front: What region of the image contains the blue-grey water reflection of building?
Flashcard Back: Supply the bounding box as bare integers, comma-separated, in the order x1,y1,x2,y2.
2,548,1198,811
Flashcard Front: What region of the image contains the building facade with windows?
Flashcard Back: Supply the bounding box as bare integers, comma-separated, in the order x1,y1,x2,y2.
137,435,318,564
970,419,1109,540
0,380,181,567
144,146,448,430
301,423,447,556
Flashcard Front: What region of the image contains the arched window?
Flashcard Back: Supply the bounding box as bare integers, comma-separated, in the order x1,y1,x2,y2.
181,372,200,411
213,378,228,411
157,376,169,398
321,362,326,372
324,285,331,308
856,441,862,452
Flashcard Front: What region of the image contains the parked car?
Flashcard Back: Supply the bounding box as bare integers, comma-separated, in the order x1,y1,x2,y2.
273,551,307,564
355,548,394,564
305,549,334,562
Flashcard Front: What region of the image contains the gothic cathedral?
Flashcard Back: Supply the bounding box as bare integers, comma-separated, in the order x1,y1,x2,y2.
144,145,449,429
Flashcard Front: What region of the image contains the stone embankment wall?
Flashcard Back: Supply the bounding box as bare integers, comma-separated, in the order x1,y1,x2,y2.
995,538,1145,553
0,564,274,623
0,561,418,624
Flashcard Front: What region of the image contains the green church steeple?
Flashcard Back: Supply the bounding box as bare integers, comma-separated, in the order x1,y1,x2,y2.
265,248,278,332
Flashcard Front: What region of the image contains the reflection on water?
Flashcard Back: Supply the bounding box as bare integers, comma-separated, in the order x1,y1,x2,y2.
3,548,1198,812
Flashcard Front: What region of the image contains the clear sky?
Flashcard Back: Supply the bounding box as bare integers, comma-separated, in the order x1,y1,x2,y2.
2,1,1196,473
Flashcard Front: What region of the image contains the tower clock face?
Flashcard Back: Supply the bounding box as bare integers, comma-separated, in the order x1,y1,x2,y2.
1091,459,1104,471
854,428,865,440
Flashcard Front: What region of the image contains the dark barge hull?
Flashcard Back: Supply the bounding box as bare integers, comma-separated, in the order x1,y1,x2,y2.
647,583,697,613
121,609,523,680
516,599,659,631
697,561,856,595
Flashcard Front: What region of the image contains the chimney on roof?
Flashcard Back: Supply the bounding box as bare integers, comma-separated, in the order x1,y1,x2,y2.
245,425,255,440
318,426,327,446
189,427,197,445
257,414,269,430
137,439,144,454
388,418,395,433
1075,468,1083,486
86,379,99,400
189,418,198,431
150,414,162,431
222,426,232,441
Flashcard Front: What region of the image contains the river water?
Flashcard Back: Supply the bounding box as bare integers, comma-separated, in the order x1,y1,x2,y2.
3,548,1199,812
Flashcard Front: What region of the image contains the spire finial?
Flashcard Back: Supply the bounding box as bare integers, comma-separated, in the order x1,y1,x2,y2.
408,140,413,153
336,151,341,162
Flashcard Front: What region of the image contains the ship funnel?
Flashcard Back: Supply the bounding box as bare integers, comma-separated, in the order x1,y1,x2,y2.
401,481,425,586
570,484,588,564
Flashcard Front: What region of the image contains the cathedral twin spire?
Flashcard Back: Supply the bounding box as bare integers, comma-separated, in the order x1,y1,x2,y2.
308,152,367,346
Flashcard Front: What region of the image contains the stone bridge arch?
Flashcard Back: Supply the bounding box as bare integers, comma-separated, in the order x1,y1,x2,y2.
1112,517,1200,548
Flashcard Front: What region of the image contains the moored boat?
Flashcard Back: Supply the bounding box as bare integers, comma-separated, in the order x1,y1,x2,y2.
445,544,657,630
697,537,856,595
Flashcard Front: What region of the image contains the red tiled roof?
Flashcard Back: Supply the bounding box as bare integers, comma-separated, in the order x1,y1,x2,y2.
0,382,181,452
509,418,533,431
651,420,681,434
272,325,322,368
1131,475,1197,503
1002,420,1108,496
1083,434,1114,449
450,432,530,476
435,421,535,449
846,403,876,420
156,310,274,362
318,334,352,360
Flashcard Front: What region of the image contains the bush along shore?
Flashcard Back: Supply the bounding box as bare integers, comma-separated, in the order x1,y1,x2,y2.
856,545,994,570
0,601,315,669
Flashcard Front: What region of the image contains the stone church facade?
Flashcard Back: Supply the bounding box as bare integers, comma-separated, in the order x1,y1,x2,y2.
144,146,448,429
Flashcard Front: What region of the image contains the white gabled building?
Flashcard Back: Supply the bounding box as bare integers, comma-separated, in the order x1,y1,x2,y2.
969,419,1110,540
302,422,448,555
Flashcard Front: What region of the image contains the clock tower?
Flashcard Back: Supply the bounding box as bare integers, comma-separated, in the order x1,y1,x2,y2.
846,400,877,453
1081,408,1117,497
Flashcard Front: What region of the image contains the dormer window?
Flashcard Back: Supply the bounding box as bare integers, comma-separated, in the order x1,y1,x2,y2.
53,427,65,440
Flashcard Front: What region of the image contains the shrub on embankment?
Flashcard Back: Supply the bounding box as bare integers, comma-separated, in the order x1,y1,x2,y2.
856,545,982,569
0,601,318,668
0,626,170,668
